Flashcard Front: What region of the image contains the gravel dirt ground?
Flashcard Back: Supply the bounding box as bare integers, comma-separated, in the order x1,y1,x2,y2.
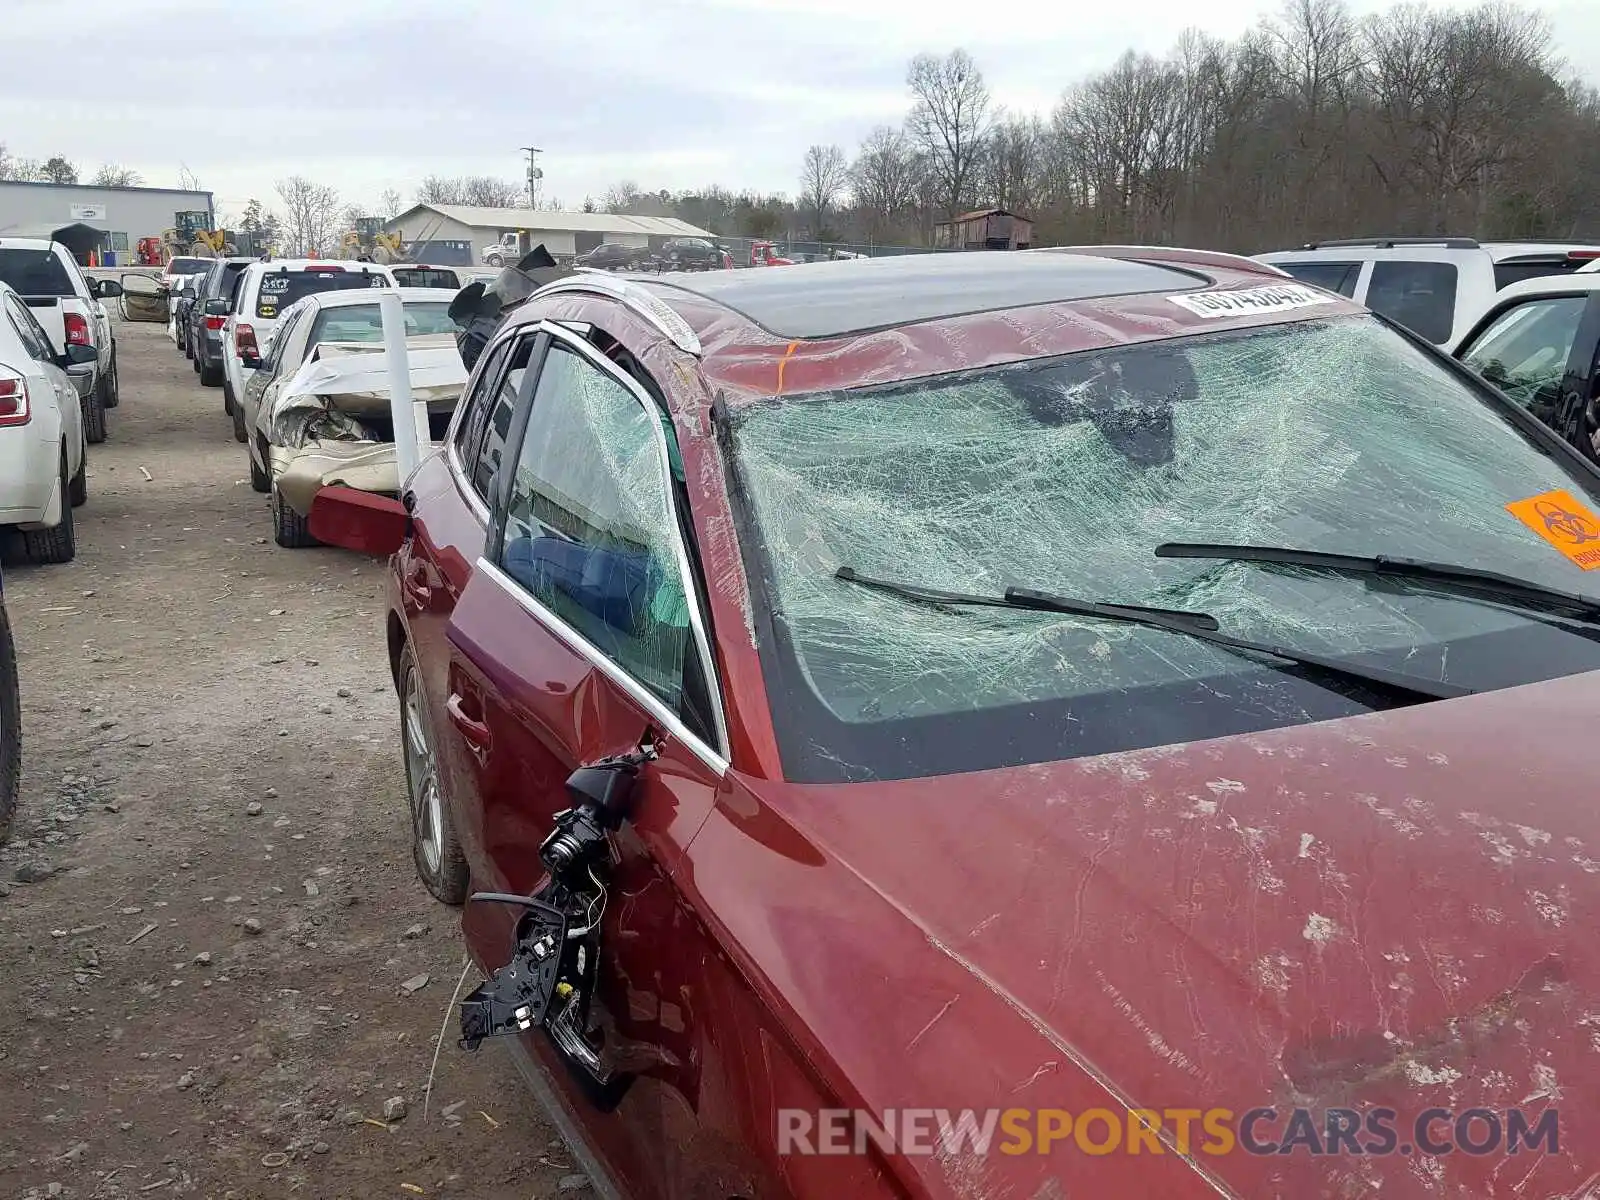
0,316,577,1199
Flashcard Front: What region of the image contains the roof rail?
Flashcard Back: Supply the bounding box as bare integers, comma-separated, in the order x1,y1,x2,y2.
1481,238,1600,246
1040,245,1293,279
533,270,702,356
1301,237,1480,250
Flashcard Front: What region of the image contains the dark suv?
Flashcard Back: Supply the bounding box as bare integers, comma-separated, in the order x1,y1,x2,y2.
574,243,650,271
659,238,729,271
184,258,254,388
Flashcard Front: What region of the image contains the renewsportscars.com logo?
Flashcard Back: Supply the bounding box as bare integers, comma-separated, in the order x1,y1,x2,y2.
777,1106,1561,1159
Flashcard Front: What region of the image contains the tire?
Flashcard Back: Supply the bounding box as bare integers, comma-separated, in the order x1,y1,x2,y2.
81,383,107,445
249,435,271,494
68,443,87,507
192,341,202,373
231,391,248,443
271,484,318,548
200,360,222,388
183,329,194,359
222,375,236,417
103,350,119,409
0,596,18,847
486,253,504,268
398,645,468,904
22,455,76,565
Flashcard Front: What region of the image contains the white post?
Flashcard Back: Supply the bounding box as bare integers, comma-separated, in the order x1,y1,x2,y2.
379,288,421,484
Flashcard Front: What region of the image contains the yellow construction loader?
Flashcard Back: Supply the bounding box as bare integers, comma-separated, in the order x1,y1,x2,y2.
341,218,405,263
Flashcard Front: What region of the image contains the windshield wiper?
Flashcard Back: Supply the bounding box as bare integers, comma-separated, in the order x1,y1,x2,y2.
834,566,1467,703
1156,542,1600,626
835,566,1222,628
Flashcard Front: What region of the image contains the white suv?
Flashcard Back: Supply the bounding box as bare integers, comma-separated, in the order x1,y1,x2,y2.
219,259,394,425
0,281,89,564
1255,238,1600,350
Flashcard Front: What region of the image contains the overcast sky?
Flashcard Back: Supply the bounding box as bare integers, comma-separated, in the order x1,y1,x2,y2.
3,0,1596,220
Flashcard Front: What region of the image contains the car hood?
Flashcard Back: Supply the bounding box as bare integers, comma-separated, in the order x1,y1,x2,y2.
707,670,1600,1198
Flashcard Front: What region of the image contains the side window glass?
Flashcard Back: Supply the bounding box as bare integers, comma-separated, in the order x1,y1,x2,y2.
1458,296,1587,424
1280,261,1360,297
6,296,51,362
453,336,513,480
1365,261,1459,344
263,310,299,373
496,342,703,731
471,336,538,501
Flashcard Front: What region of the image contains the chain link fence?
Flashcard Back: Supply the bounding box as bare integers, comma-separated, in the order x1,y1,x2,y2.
710,236,956,266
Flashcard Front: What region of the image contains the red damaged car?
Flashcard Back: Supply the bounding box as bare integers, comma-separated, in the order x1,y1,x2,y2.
312,250,1600,1198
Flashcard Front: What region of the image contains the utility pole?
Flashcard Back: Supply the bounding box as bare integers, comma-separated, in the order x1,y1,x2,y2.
521,147,544,209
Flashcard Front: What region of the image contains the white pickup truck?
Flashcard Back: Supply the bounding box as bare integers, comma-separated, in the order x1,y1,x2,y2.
0,238,123,442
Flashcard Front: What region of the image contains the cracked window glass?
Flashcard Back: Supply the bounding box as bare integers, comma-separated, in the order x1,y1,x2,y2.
1457,296,1585,426
498,343,695,722
730,315,1600,782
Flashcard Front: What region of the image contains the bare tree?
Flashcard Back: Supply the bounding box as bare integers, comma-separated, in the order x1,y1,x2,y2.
906,49,993,216
851,129,928,227
177,164,203,192
420,0,1600,253
980,113,1045,213
274,175,343,257
799,144,848,233
379,187,404,219
416,175,522,207
602,180,645,213
90,163,142,188
463,176,523,207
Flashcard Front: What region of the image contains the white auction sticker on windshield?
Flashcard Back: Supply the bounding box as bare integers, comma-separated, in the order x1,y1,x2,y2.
1168,283,1336,319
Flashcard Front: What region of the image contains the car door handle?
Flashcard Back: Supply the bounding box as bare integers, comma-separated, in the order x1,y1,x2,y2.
446,692,491,759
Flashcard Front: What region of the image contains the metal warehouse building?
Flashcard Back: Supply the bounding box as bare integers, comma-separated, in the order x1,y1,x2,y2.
383,203,715,265
0,180,215,264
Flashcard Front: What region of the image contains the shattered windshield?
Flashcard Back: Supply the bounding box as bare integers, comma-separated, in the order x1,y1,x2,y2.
729,315,1600,783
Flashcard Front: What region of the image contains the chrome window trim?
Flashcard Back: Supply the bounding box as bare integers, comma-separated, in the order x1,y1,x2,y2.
477,558,729,776
446,441,491,524
532,272,702,357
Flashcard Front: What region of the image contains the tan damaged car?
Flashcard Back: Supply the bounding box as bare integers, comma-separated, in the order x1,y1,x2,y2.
237,287,464,547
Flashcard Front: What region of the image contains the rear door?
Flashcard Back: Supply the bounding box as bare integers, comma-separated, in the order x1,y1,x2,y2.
409,327,541,866
2,291,78,453
244,304,312,450
1273,259,1364,297
442,320,728,1198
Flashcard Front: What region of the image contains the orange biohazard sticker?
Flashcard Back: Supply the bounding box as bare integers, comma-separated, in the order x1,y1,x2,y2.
1505,489,1600,569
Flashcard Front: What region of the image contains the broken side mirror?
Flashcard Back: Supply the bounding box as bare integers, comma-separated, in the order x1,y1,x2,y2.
307,486,409,556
